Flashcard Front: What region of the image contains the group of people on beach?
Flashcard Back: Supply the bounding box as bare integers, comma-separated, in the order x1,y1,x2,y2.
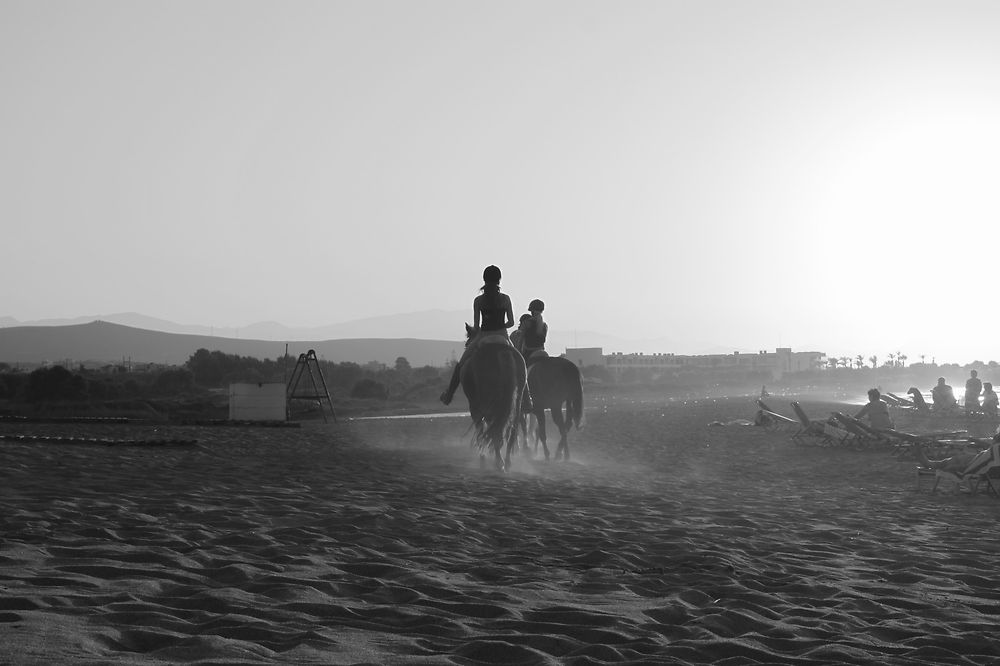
926,370,998,416
855,370,1000,430
439,265,549,405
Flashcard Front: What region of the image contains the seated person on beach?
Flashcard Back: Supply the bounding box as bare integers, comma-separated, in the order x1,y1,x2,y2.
931,377,957,412
966,370,983,413
440,265,515,405
854,388,894,430
983,382,998,417
520,299,548,364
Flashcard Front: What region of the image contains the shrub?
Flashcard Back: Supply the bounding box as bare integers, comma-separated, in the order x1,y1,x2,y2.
351,378,387,400
153,368,195,394
24,366,87,402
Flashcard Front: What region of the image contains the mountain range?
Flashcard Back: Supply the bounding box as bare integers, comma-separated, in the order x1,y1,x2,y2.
0,311,735,365
0,321,466,368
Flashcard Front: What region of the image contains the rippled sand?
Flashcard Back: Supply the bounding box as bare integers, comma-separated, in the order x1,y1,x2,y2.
2,396,1000,664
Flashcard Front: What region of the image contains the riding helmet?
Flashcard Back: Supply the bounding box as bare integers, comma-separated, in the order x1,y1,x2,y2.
483,265,501,284
528,299,544,312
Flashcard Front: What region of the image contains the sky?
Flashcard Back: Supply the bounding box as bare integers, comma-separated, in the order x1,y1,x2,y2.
3,1,1000,364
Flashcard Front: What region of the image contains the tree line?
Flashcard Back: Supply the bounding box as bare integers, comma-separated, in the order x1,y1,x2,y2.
0,349,451,404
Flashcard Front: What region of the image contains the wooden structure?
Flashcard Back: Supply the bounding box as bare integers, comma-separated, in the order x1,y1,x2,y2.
286,350,337,422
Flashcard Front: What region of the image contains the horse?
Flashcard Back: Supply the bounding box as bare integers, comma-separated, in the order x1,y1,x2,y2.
523,354,584,461
459,325,527,472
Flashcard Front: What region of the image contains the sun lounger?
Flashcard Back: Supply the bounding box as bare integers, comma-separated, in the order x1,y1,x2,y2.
906,388,931,411
755,399,798,430
918,442,1000,494
790,401,852,446
830,412,888,449
880,393,902,407
880,428,973,460
886,392,915,408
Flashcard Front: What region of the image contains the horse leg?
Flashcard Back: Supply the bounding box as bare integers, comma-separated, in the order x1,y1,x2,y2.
535,410,551,460
521,413,531,456
505,425,518,470
472,418,487,469
551,407,568,461
529,413,539,457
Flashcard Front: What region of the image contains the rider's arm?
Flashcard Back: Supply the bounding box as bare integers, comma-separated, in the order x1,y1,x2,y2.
503,295,514,329
472,295,482,331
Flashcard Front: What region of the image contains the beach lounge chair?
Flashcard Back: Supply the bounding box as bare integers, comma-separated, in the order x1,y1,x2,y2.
917,442,1000,494
880,393,902,407
880,428,972,460
790,401,852,446
830,412,888,449
886,392,915,408
906,388,931,412
755,399,798,430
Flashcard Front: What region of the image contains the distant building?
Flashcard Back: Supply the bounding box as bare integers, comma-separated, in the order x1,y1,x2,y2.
562,347,826,380
563,348,604,368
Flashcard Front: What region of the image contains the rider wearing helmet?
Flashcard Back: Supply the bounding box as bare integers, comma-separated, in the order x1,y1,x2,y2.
440,265,515,405
521,298,548,363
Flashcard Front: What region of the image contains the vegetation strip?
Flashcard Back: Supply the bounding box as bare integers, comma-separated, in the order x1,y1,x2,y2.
0,415,144,424
0,434,197,446
177,419,300,428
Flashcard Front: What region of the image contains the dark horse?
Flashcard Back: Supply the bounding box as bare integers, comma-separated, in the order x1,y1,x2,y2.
460,325,527,472
524,355,584,461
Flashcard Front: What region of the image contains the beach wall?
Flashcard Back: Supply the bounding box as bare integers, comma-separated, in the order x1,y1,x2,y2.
227,382,286,421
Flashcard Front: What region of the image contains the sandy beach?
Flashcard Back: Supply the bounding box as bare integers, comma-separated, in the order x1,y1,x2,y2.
3,394,1000,665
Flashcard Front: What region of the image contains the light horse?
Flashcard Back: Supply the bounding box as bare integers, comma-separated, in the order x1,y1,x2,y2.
523,354,584,461
460,325,527,472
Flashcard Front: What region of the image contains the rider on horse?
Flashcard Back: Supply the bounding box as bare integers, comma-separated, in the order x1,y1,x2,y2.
440,265,515,405
509,313,532,355
520,299,548,366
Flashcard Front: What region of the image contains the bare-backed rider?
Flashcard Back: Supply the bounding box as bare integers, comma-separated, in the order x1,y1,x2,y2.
439,265,515,405
521,299,548,366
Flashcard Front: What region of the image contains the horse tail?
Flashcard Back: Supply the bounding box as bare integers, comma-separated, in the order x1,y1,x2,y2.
471,346,522,453
477,387,517,452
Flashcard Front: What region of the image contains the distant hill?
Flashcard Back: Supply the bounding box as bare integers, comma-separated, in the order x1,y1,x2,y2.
0,310,473,341
0,311,772,359
0,322,465,368
0,311,722,356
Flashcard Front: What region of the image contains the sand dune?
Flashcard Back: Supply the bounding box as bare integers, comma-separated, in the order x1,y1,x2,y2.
2,396,1000,664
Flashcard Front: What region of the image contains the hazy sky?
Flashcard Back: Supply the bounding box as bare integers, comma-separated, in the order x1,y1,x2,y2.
4,1,1000,363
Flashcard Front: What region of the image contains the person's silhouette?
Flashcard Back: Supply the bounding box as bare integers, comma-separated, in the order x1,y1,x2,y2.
440,265,515,405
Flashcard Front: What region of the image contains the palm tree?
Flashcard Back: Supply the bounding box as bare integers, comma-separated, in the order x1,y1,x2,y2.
855,354,864,369
920,354,926,365
888,352,896,367
869,355,878,369
899,353,907,368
